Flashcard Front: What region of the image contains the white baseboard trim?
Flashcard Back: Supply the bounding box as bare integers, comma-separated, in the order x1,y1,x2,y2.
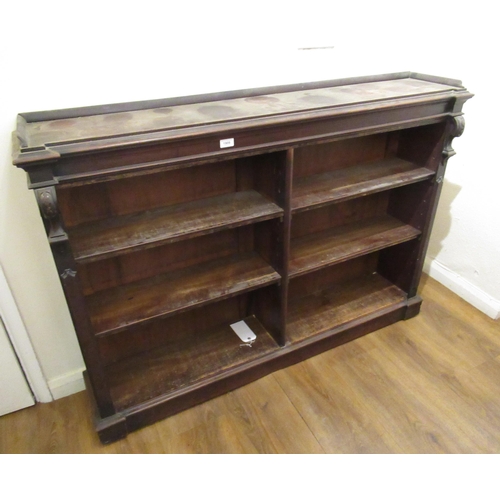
424,258,500,320
48,368,85,400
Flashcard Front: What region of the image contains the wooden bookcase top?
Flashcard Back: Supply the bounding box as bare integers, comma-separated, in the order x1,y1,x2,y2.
18,77,461,146
14,74,469,149
12,72,472,190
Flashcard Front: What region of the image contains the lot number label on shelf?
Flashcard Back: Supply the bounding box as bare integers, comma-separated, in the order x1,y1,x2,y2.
220,138,235,148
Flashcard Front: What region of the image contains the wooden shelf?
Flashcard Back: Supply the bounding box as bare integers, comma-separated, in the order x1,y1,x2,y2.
70,190,283,263
287,273,407,344
292,158,434,213
106,316,279,411
289,215,421,277
87,252,280,337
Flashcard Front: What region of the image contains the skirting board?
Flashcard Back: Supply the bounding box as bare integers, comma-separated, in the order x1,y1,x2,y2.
48,368,86,400
424,258,500,320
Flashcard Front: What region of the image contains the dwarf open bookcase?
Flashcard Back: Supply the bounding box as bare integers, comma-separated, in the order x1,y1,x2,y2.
13,72,472,443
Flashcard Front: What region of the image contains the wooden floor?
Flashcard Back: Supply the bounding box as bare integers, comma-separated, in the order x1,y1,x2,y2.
1,274,499,454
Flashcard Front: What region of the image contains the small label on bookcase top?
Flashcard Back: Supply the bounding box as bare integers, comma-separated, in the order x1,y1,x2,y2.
220,138,234,148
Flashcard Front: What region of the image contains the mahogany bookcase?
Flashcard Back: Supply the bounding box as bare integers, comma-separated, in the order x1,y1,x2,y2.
13,72,472,443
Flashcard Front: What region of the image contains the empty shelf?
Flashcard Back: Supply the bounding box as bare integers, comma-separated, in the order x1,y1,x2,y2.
106,316,279,411
289,215,421,277
292,158,434,212
70,190,283,263
88,252,281,336
287,273,407,344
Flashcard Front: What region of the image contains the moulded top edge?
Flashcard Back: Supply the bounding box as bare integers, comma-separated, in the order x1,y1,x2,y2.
19,72,464,123
15,73,469,154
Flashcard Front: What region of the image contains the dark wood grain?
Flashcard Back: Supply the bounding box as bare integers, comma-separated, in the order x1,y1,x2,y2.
289,215,421,277
18,72,463,122
87,252,280,336
106,316,279,411
70,190,282,263
97,295,247,365
13,73,472,443
291,191,390,240
288,254,379,301
20,78,462,149
57,160,236,227
287,273,407,344
292,158,434,212
78,229,239,295
6,277,500,454
48,237,115,418
293,133,388,179
29,100,456,187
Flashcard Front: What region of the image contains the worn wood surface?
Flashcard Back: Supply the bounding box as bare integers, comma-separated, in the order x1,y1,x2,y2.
293,133,388,178
14,75,471,189
57,161,237,227
12,74,473,443
70,190,282,262
78,229,239,295
287,273,406,344
2,276,499,453
292,159,433,212
291,191,389,239
106,316,279,411
88,252,280,336
41,103,454,186
289,215,421,277
20,79,461,149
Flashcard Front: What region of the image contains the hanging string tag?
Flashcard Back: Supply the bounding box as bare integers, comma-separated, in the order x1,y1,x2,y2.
230,320,256,348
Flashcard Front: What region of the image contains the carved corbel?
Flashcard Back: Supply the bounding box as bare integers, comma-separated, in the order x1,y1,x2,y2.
442,115,466,164
35,186,67,242
435,115,466,184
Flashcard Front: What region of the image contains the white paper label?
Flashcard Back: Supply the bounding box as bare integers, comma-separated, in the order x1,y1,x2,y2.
230,320,256,343
220,138,234,149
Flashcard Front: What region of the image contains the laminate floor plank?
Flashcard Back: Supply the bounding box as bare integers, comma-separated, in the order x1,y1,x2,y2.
1,275,499,454
273,351,406,454
156,376,323,454
354,330,494,453
326,347,473,453
220,376,324,454
367,327,500,453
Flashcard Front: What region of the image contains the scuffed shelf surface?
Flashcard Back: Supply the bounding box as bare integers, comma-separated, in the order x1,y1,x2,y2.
88,252,280,336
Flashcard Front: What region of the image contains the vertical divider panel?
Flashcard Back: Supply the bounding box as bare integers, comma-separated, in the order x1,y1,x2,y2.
273,148,294,346
280,148,294,346
253,149,293,347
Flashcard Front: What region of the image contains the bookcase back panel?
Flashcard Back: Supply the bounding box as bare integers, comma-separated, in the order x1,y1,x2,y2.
290,192,390,239
98,294,247,365
293,133,389,179
387,180,435,230
78,229,240,295
235,151,285,204
396,122,447,169
77,218,284,296
288,253,379,301
57,160,237,227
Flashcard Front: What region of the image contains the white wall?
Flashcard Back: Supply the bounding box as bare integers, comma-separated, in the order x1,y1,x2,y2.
1,0,498,399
